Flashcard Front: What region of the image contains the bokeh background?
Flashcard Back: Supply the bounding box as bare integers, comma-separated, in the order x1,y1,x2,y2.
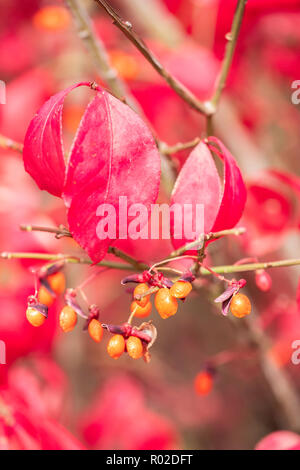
1,0,300,450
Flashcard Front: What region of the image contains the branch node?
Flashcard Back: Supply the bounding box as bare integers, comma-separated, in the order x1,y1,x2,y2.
203,101,217,117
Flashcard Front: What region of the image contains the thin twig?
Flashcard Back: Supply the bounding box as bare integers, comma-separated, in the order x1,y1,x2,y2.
209,0,247,110
159,137,200,155
169,227,246,258
94,0,213,115
108,246,148,271
20,224,72,238
65,0,140,112
19,224,246,270
20,224,148,270
0,251,136,271
200,258,300,276
134,285,160,302
121,0,185,48
20,225,300,275
5,249,300,278
0,134,23,153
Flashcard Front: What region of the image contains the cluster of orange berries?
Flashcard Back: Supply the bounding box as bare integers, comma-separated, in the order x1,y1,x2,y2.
25,265,154,361
59,304,104,343
107,334,143,360
130,280,193,321
25,263,256,366
26,268,103,343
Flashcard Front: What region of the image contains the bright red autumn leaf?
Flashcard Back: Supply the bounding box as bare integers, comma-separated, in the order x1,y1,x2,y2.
23,82,86,198
207,137,247,233
241,170,299,255
65,90,161,262
23,82,161,263
170,137,246,250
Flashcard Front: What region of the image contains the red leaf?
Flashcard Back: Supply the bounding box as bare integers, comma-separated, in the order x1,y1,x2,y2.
66,91,161,263
23,81,89,197
170,140,221,249
170,138,246,249
208,137,247,232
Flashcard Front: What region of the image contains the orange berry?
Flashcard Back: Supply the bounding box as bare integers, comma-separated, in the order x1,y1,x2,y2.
47,271,66,295
26,307,47,327
107,334,125,359
230,293,251,318
170,280,192,299
33,6,71,32
133,283,151,307
154,288,178,319
126,336,143,359
59,306,77,333
88,319,103,343
130,300,152,318
38,286,54,307
194,371,213,396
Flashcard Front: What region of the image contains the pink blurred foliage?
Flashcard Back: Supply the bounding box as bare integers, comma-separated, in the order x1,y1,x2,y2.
0,30,37,76
0,357,85,450
78,375,179,450
255,13,300,81
240,170,300,256
163,1,299,43
0,68,54,142
0,0,41,30
0,153,61,259
255,430,300,450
